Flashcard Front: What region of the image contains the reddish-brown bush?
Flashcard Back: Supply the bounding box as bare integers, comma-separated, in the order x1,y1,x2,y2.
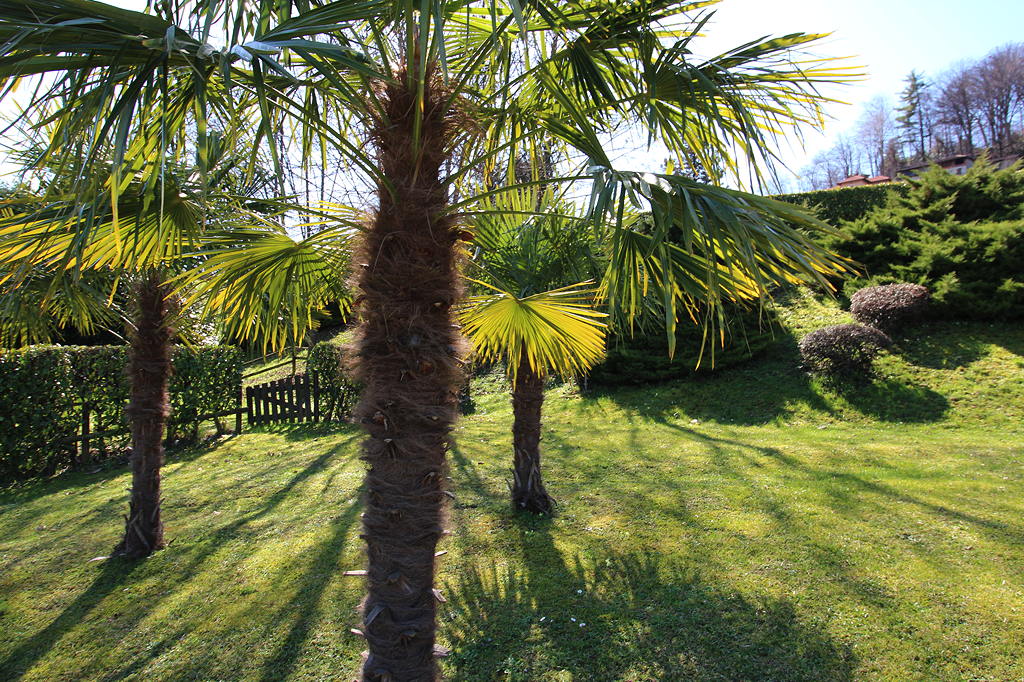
799,324,893,376
849,283,931,332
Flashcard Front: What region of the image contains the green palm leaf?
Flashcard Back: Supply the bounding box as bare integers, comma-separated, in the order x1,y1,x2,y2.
176,217,355,352
459,281,607,383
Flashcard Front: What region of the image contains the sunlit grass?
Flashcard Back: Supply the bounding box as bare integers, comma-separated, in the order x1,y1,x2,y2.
1,294,1022,680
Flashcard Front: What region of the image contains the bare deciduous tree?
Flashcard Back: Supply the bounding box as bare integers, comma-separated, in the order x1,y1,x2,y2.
856,95,897,176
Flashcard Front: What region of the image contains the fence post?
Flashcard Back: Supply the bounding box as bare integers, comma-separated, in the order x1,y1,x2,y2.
235,389,243,434
311,374,320,422
80,404,91,465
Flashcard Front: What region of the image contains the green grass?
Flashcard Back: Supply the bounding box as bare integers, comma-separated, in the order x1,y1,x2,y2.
1,293,1023,681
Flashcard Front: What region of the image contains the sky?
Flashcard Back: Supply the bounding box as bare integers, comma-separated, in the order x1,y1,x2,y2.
687,0,1024,188
3,0,1023,191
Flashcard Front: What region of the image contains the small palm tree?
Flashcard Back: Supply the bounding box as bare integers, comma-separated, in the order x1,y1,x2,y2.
460,188,605,513
0,146,346,556
461,282,606,513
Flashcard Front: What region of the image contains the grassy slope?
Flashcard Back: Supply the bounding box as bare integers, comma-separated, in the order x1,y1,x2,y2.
1,293,1022,681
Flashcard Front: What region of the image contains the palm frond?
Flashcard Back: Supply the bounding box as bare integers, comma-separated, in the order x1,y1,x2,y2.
459,281,607,383
176,219,355,352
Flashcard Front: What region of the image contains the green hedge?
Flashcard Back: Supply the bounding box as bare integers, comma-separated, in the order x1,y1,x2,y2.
775,184,908,226
0,345,242,480
0,348,78,478
588,308,780,388
821,162,1024,320
306,342,360,421
169,346,243,438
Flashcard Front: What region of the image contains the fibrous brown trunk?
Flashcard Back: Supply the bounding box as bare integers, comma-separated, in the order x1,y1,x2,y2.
353,66,464,681
511,357,554,515
114,269,172,559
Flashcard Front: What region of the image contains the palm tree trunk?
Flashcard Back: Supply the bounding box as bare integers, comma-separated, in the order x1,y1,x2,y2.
354,69,463,681
511,357,554,515
115,269,172,559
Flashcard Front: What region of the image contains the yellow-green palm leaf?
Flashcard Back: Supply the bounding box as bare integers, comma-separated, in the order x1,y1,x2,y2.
177,221,354,352
459,282,607,384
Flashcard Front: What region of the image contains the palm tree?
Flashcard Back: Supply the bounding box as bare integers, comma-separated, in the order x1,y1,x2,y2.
0,1,857,677
0,142,346,557
460,188,606,514
461,282,606,513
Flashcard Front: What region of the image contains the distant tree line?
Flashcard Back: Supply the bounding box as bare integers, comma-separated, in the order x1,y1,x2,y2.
800,42,1024,189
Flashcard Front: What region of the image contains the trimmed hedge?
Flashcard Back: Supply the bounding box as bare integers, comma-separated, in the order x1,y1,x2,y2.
306,342,360,421
849,283,930,333
588,308,779,388
0,348,78,478
0,345,242,480
776,183,908,226
170,346,243,438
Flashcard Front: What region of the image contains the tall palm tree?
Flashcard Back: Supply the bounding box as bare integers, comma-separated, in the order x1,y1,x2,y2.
0,1,858,677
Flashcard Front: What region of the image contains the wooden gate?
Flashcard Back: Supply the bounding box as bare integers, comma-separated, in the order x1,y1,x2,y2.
246,374,320,425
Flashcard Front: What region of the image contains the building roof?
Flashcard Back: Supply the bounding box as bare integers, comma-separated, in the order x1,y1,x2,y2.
832,174,891,188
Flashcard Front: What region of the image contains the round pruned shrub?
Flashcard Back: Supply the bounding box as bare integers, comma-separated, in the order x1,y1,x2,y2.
799,324,893,377
849,283,931,333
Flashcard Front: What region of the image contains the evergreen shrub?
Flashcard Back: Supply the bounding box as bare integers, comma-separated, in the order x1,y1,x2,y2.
776,183,908,225
589,308,779,387
822,161,1024,320
306,342,360,421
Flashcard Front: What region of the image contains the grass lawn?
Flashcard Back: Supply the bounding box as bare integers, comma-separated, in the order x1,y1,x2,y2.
1,293,1022,681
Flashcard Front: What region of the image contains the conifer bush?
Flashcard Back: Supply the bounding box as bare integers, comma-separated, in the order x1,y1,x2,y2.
589,307,779,387
799,324,892,377
850,283,931,333
822,160,1024,320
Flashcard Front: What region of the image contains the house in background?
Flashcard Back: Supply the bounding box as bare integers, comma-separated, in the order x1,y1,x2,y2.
897,154,975,179
896,152,1022,179
832,174,892,189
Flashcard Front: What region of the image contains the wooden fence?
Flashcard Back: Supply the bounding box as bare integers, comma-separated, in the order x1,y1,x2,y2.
69,373,328,462
245,374,321,426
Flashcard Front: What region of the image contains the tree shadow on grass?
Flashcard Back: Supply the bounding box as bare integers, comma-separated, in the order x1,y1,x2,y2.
255,490,364,681
441,522,856,681
825,375,949,423
0,557,138,680
0,436,361,679
895,320,1024,369
583,336,837,426
584,333,953,425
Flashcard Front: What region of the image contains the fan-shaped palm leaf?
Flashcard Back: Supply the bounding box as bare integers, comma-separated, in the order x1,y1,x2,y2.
459,281,607,383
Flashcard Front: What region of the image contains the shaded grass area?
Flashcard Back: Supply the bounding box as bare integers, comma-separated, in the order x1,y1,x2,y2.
1,295,1022,680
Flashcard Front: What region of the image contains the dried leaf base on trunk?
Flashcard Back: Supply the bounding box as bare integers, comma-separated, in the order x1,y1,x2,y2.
353,68,465,681
511,360,555,515
114,270,172,559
